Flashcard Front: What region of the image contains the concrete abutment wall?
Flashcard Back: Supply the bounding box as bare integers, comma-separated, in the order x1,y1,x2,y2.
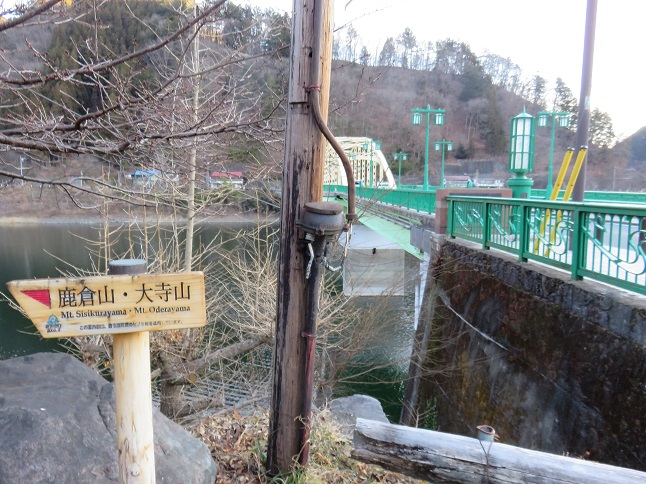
408,238,646,471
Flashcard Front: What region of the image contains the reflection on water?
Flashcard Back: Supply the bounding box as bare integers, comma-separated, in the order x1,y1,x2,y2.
0,223,107,359
0,222,419,420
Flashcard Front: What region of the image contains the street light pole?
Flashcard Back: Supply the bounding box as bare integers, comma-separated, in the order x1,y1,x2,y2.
537,111,570,198
411,105,445,191
434,139,453,188
393,150,408,187
424,110,430,189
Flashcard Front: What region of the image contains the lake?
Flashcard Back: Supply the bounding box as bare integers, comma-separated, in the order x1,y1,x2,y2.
0,221,420,420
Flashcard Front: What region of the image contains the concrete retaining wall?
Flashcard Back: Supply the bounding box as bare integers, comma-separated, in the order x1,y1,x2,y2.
414,239,646,471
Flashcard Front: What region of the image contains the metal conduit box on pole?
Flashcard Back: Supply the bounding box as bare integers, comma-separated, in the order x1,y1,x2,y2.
297,201,345,237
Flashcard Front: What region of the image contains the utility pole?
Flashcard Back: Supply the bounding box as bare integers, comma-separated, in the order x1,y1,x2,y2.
572,0,598,202
266,0,333,475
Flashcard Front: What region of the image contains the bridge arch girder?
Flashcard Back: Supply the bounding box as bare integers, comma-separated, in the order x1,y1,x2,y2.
324,137,396,188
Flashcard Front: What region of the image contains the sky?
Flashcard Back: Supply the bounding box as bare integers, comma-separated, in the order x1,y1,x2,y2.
241,0,646,140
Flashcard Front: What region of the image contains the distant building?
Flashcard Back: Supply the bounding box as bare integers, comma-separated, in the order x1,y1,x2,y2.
209,171,245,189
126,170,178,189
127,169,161,186
444,175,472,188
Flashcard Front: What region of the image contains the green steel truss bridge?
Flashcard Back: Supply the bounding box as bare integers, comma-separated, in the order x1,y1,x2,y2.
324,137,397,189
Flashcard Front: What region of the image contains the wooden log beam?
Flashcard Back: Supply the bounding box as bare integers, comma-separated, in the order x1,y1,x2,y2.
352,418,646,483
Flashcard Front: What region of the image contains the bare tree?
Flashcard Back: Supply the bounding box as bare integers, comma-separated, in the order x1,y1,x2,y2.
0,1,285,186
0,0,291,419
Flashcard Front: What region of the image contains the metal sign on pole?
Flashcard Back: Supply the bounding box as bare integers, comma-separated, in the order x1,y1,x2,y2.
7,260,207,483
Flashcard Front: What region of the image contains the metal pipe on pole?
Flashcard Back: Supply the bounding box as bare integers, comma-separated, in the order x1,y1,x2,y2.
266,0,334,475
572,0,598,202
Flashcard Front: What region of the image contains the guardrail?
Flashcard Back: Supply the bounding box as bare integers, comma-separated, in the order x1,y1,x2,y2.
447,196,646,295
327,184,646,215
531,189,646,204
324,184,437,214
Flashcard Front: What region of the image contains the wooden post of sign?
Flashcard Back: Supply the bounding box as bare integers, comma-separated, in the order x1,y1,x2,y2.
109,259,156,484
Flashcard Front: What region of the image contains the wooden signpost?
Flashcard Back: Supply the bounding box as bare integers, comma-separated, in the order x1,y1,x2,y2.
7,271,206,338
7,260,207,484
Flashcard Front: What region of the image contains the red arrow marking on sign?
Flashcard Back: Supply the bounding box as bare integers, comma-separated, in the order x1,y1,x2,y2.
22,290,51,308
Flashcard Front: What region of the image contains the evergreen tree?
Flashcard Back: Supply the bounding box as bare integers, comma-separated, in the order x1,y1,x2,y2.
259,10,291,57
554,77,578,130
434,39,478,75
359,46,371,65
590,108,616,148
630,129,646,162
41,1,175,115
459,64,490,102
397,27,417,68
378,37,397,66
530,75,547,107
345,25,359,62
479,89,506,154
454,143,469,159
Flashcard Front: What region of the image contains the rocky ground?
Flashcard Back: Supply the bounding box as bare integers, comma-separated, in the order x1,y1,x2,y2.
187,407,422,483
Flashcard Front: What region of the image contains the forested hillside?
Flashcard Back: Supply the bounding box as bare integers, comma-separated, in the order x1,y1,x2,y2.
328,25,642,189
0,1,641,192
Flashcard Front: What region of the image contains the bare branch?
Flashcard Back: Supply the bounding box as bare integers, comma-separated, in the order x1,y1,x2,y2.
0,0,62,33
0,0,228,87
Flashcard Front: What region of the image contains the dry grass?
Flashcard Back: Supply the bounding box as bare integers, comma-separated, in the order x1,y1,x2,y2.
188,407,424,483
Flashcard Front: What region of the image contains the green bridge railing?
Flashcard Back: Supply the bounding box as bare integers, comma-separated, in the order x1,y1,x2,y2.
326,184,646,216
324,184,437,214
531,189,646,204
447,196,646,295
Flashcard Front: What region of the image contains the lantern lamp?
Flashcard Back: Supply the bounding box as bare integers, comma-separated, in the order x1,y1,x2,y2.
509,109,535,174
507,109,535,198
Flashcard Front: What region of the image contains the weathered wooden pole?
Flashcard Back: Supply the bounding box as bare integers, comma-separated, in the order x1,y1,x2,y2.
266,0,333,475
109,259,156,484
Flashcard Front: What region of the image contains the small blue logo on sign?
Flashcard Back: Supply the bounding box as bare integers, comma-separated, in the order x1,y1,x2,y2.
46,315,61,333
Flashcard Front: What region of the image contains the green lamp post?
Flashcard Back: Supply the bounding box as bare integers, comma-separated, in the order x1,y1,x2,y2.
537,110,570,198
434,139,453,188
362,139,381,188
411,105,445,190
393,150,408,187
508,109,535,198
